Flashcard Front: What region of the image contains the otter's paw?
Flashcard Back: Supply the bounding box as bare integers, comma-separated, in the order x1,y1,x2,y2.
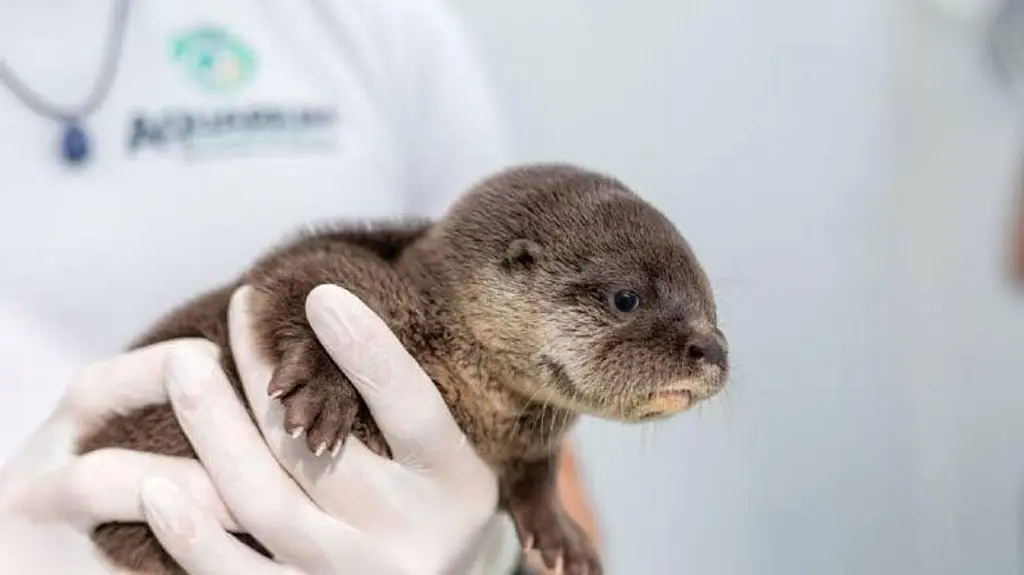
511,500,602,575
267,340,360,457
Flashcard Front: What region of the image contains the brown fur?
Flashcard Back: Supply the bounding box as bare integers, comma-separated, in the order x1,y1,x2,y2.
77,163,730,575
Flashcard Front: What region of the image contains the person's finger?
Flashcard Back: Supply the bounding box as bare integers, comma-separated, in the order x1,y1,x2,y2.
227,286,362,511
317,435,432,531
62,338,220,433
140,478,298,575
163,345,341,562
304,284,485,475
228,286,426,525
225,285,308,457
230,285,492,519
6,448,238,532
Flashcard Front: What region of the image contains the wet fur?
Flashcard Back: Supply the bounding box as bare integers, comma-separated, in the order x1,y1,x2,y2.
77,164,727,575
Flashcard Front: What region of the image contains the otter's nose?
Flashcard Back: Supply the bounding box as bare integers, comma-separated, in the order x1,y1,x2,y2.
684,335,727,370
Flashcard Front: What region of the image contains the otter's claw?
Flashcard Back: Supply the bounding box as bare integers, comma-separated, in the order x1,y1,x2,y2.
511,501,602,575
270,337,364,457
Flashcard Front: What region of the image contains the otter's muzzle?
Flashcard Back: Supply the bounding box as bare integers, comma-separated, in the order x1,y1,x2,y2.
683,333,728,371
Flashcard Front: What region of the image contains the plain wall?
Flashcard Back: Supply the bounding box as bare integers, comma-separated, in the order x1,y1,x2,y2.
451,0,1023,573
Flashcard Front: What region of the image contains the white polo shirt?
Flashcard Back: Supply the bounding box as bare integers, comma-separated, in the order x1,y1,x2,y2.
0,0,520,570
0,0,505,437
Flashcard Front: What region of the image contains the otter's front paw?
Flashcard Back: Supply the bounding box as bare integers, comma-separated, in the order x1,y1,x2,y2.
510,499,602,575
267,337,360,457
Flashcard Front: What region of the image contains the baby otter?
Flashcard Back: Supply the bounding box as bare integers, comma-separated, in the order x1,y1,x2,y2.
77,163,730,575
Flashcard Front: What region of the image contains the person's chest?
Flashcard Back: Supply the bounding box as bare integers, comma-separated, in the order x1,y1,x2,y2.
0,0,414,355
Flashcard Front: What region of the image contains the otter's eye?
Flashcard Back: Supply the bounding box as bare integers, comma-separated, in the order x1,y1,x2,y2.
612,290,641,313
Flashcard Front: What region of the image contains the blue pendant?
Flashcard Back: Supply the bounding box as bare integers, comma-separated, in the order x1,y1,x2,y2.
60,122,90,165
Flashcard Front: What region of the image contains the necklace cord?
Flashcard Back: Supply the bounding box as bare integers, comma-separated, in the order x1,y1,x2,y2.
0,0,131,122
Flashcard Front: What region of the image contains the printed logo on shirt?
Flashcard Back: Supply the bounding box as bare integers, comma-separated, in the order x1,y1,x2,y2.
170,25,257,93
126,106,339,158
125,25,340,159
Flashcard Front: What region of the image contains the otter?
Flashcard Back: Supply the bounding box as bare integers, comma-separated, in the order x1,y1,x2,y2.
77,163,730,575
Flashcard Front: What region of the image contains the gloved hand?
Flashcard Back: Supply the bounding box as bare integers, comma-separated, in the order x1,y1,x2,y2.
0,284,517,574
142,284,514,574
0,309,234,573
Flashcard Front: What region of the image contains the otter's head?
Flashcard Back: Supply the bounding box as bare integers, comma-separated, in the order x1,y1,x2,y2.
434,164,728,422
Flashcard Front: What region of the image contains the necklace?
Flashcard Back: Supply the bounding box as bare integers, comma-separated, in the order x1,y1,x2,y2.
0,0,132,166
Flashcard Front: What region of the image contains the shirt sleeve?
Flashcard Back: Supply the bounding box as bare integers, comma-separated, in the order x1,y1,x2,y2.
395,0,512,217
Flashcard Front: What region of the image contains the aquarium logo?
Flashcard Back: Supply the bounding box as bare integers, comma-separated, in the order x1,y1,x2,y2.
170,25,257,93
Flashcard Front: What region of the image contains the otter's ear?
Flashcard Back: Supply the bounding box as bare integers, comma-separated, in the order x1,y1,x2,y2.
503,239,543,272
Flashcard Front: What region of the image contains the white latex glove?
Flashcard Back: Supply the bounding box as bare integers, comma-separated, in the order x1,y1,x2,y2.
137,284,516,575
0,285,518,574
0,321,235,574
